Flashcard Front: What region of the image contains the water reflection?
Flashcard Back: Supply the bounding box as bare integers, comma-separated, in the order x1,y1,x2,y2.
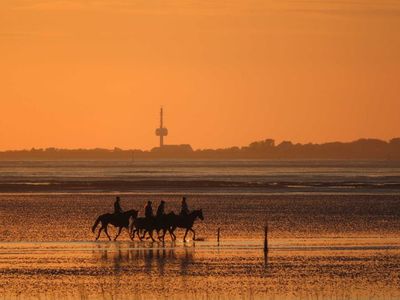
264,251,269,268
92,241,195,276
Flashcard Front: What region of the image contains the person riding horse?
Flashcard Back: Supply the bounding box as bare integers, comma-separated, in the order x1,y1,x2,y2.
92,196,138,240
156,200,165,217
155,200,166,237
180,197,189,217
144,201,153,219
114,196,123,214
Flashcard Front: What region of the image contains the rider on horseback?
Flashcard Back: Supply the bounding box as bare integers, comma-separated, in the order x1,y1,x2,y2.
144,201,154,219
156,200,165,217
180,197,189,217
114,196,123,214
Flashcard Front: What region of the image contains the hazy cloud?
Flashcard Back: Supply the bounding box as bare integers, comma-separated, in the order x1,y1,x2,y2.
5,0,400,19
283,0,400,18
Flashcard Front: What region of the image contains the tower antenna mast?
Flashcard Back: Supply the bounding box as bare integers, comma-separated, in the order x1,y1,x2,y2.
155,107,168,147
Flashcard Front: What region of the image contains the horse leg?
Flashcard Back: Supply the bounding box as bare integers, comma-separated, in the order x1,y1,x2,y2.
169,227,176,241
183,229,189,242
145,229,152,240
164,228,169,241
140,229,149,240
104,226,111,241
114,227,122,241
156,228,163,241
95,227,103,241
156,229,162,241
139,230,146,241
131,229,136,241
190,228,196,241
129,224,135,239
160,229,166,242
148,230,156,242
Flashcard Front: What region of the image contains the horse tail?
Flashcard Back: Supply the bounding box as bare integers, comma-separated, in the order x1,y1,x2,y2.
92,216,102,233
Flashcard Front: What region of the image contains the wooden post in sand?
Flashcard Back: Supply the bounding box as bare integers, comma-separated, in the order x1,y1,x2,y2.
263,223,268,253
217,227,220,246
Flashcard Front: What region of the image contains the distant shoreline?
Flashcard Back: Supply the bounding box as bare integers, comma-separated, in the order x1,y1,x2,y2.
0,137,399,160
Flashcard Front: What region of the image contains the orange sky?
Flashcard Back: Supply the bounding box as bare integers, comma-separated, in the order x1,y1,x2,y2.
0,0,399,150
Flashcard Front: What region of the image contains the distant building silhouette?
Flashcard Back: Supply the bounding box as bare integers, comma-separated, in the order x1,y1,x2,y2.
155,107,168,147
151,144,193,158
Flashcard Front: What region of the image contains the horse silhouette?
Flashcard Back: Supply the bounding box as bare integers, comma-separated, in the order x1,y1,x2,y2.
169,209,204,241
157,212,179,241
130,217,157,241
130,212,176,242
92,209,138,241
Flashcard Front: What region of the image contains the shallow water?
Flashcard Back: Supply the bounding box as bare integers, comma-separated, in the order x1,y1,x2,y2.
0,160,399,193
1,194,400,299
1,241,399,300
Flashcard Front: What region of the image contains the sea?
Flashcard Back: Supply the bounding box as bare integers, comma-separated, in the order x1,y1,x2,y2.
0,160,399,194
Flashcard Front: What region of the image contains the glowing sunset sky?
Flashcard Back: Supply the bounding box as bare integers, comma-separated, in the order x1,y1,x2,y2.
0,0,399,150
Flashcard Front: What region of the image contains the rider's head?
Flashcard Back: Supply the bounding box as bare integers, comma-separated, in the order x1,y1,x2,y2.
147,201,152,205
161,200,165,204
116,196,120,202
182,197,186,202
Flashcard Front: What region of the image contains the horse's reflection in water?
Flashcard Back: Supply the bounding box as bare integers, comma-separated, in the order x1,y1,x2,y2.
92,242,195,275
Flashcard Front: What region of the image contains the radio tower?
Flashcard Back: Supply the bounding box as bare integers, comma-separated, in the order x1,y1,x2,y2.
155,107,168,147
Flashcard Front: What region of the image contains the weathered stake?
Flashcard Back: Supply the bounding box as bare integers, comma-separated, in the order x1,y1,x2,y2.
264,223,268,253
217,227,220,246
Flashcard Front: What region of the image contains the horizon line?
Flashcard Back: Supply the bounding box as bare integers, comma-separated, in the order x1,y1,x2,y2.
1,136,399,152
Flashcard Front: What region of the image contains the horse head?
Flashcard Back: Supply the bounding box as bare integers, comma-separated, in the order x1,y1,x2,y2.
194,209,204,221
126,209,138,219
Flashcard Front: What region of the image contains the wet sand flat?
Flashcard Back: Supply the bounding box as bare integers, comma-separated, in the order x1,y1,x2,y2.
1,194,400,242
1,241,400,299
1,194,400,299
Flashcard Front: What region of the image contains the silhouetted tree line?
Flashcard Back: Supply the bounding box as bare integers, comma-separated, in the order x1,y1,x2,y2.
0,138,399,160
